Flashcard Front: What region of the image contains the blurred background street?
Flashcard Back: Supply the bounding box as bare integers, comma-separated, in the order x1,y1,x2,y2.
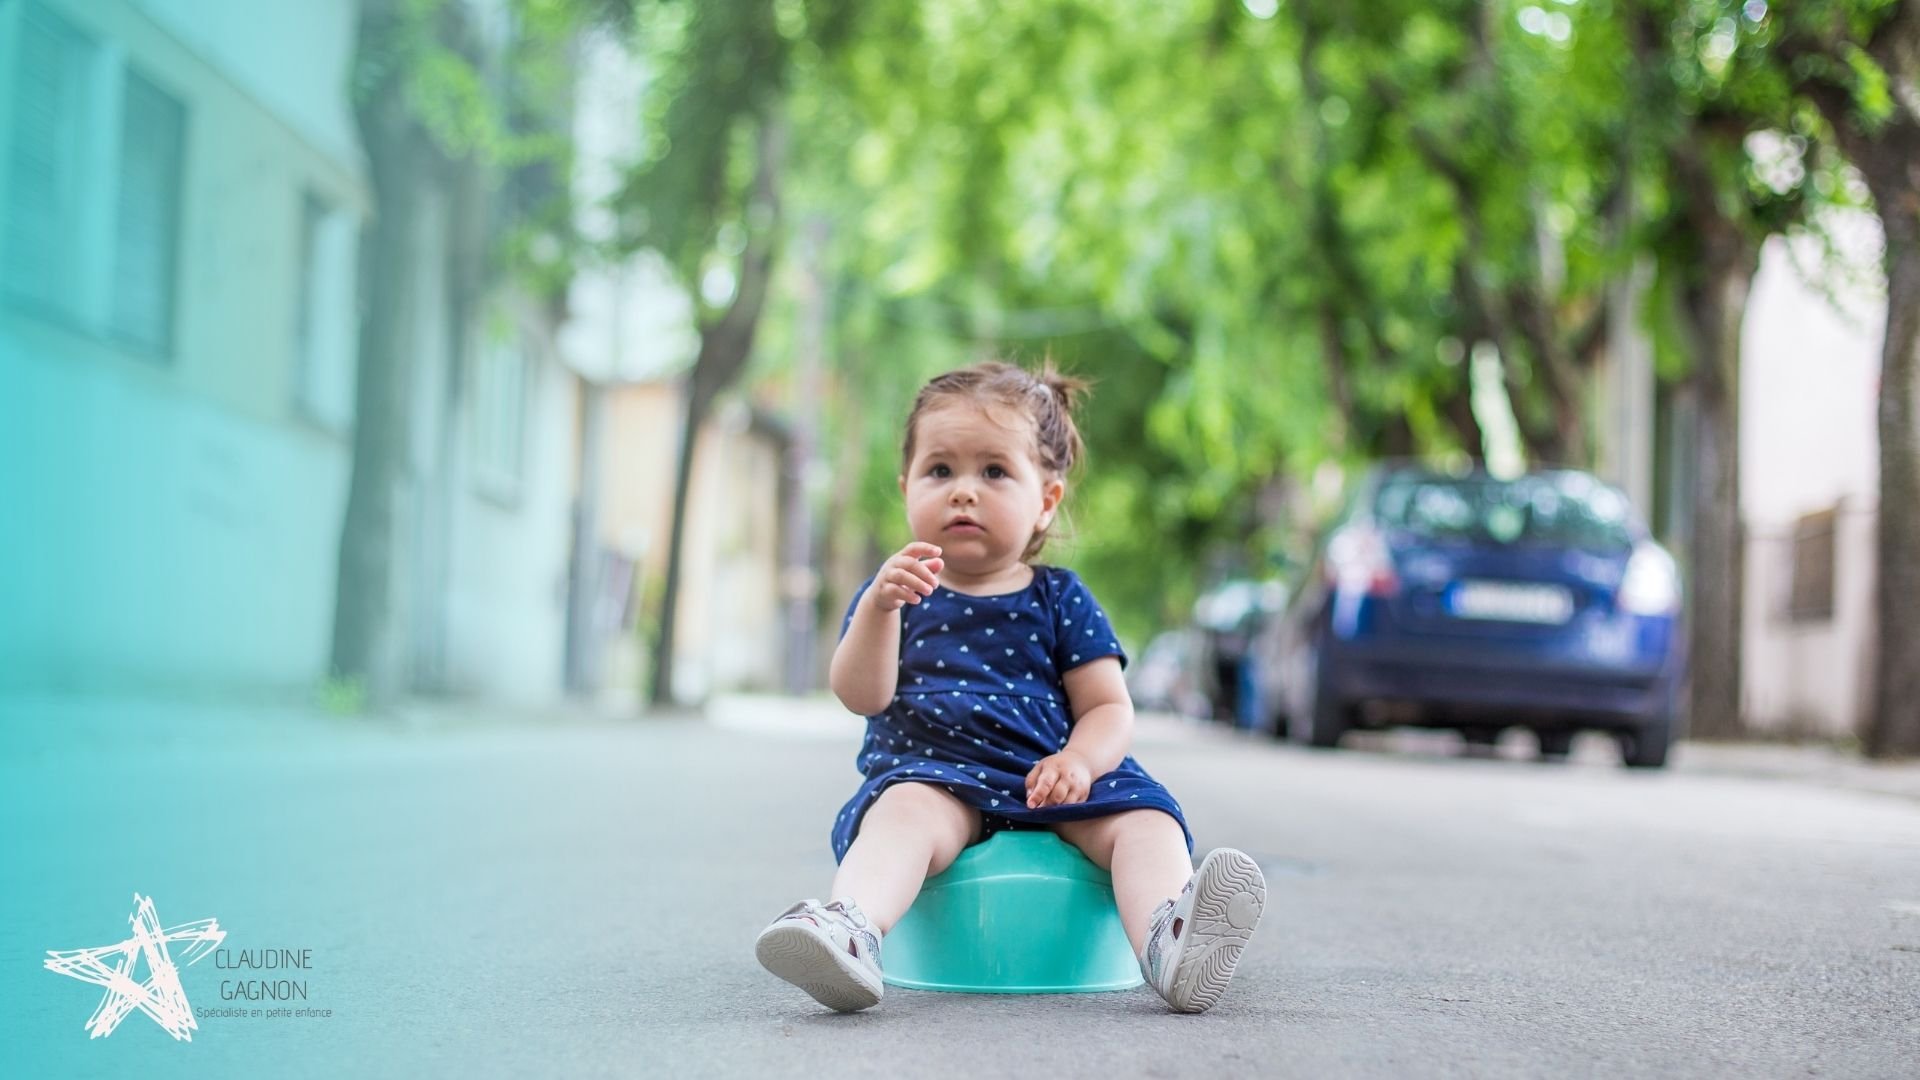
4,695,1919,1077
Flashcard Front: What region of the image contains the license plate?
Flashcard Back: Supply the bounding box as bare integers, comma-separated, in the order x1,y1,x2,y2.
1449,580,1574,624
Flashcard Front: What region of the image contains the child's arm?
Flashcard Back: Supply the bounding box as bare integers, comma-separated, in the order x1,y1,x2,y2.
1027,657,1133,807
829,542,945,715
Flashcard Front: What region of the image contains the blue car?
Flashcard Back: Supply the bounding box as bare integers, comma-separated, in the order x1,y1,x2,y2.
1255,465,1685,767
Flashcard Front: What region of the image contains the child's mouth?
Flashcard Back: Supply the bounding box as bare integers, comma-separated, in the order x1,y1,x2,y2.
946,520,984,534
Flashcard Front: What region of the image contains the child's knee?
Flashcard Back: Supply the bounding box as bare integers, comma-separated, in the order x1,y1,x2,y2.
872,782,979,836
1089,808,1184,852
1112,808,1185,842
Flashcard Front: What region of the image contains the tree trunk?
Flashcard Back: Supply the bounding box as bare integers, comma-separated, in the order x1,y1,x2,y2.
1514,297,1587,466
1862,161,1920,758
1313,301,1355,446
1448,263,1553,464
330,0,426,697
1678,230,1754,741
647,119,786,708
1439,367,1486,460
1663,125,1760,742
650,391,707,708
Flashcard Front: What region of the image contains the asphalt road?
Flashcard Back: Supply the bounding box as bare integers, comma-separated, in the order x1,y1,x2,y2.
4,696,1917,1078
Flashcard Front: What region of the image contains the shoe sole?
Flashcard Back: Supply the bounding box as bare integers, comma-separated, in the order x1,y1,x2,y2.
755,922,883,1013
1163,849,1266,1013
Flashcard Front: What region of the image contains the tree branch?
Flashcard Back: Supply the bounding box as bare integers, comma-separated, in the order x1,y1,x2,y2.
691,116,786,418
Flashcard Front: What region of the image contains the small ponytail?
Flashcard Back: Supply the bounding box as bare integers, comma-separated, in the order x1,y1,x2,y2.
1030,360,1089,477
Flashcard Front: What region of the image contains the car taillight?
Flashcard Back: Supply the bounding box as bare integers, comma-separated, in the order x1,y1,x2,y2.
1619,541,1680,615
1325,526,1400,597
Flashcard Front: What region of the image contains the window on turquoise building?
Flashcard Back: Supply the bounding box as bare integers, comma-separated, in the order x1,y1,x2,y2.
293,189,357,432
2,2,98,326
109,67,186,355
1,2,186,361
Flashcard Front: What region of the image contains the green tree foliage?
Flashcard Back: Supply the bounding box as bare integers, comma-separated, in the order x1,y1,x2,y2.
763,1,1670,643
616,0,1912,734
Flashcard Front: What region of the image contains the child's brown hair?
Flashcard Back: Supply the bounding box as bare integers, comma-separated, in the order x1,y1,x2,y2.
901,360,1091,560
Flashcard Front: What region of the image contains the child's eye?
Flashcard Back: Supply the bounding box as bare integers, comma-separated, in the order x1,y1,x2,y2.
985,465,1007,479
930,464,951,478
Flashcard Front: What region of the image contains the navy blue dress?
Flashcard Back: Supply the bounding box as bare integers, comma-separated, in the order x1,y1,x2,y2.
829,565,1191,862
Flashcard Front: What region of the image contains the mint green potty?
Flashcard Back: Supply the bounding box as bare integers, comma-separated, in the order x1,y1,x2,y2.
882,831,1144,994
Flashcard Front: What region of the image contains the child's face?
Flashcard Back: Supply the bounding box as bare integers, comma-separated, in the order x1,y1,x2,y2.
899,401,1064,576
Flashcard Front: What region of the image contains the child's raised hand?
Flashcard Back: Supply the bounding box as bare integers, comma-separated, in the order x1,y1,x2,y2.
1025,749,1093,809
869,542,944,611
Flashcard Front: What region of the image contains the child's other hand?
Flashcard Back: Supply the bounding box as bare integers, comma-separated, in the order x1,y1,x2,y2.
870,542,943,611
1025,750,1093,808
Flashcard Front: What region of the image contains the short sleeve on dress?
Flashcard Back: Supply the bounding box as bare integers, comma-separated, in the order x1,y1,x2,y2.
1049,569,1128,673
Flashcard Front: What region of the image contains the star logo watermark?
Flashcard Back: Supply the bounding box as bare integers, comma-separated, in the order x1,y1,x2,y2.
44,893,226,1040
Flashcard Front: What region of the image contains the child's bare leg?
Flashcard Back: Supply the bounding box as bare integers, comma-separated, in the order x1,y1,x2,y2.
1053,810,1193,955
830,782,982,933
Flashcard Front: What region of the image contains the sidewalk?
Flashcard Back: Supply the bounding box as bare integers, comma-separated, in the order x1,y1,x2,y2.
8,688,1920,805
1669,739,1920,803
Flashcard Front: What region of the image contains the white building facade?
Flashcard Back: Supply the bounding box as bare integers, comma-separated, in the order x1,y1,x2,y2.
1738,217,1884,740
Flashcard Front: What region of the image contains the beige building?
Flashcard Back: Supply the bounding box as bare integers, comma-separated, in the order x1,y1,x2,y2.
577,385,786,706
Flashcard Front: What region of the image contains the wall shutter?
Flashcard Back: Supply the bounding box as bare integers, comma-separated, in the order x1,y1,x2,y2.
110,66,186,355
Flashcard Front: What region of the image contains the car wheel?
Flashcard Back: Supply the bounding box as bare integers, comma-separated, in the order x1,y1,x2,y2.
1264,704,1291,740
1535,729,1575,759
1290,642,1347,749
1617,712,1673,769
1460,726,1502,747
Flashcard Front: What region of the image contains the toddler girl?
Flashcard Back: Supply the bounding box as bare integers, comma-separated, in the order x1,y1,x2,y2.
755,361,1266,1014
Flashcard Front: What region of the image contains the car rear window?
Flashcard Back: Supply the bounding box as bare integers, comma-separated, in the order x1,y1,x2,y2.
1371,472,1633,551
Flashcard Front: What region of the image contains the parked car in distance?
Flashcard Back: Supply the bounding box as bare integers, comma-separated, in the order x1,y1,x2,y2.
1253,465,1685,767
1128,628,1214,721
1191,577,1289,727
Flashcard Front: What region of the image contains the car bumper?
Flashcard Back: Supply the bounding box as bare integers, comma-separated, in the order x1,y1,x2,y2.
1323,642,1676,728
